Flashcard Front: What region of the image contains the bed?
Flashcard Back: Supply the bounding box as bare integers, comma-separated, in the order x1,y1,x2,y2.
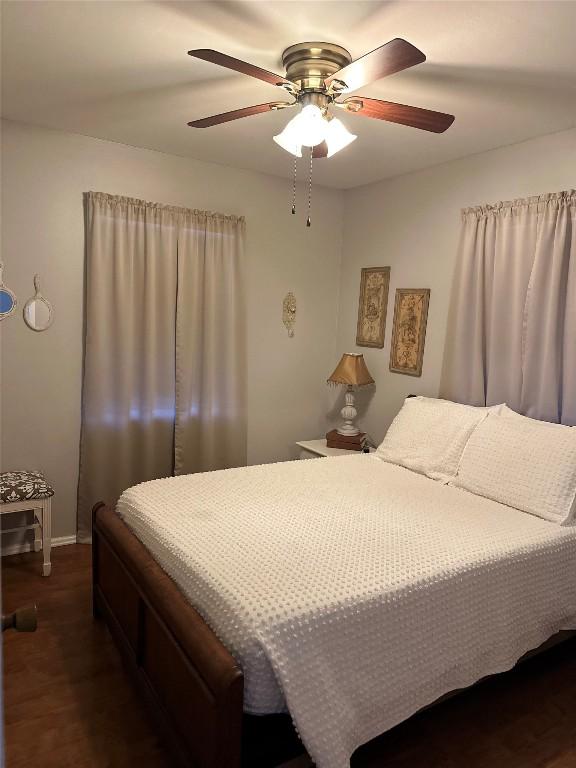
92,398,576,768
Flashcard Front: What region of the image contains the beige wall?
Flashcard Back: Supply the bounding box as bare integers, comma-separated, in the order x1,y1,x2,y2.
334,128,576,445
0,119,344,540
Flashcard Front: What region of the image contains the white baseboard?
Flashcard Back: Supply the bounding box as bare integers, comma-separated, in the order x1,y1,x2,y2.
2,535,77,557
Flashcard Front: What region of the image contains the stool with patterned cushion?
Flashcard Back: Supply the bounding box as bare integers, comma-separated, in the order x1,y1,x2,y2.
0,471,53,576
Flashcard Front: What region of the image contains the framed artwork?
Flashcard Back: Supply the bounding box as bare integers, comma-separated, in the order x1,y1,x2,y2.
355,266,391,348
389,288,430,377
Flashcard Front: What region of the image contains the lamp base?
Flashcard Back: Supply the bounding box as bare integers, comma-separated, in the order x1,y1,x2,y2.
326,429,366,451
337,385,360,436
337,423,360,436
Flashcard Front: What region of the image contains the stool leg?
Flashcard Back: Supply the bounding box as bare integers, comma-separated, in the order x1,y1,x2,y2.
33,507,42,552
42,499,52,577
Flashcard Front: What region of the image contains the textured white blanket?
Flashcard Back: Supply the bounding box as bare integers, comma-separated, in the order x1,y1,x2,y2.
117,456,576,768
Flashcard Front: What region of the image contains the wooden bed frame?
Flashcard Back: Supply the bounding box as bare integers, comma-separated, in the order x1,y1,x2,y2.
91,502,303,768
93,500,575,768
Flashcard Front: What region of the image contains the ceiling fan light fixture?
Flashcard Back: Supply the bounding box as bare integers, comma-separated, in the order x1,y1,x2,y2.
274,104,328,156
188,40,454,225
324,117,357,157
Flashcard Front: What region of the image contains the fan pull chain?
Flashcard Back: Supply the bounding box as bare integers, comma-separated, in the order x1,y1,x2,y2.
306,147,313,227
291,155,297,215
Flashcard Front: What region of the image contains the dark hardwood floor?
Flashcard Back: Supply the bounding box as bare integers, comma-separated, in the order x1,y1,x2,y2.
3,544,576,768
2,545,168,768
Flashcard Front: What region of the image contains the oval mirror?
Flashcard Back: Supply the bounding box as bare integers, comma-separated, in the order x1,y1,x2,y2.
24,297,53,331
23,275,54,332
0,263,17,321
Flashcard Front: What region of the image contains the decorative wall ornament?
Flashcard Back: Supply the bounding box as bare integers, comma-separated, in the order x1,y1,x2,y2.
356,266,390,348
389,288,430,377
0,263,17,321
282,292,297,337
23,275,54,332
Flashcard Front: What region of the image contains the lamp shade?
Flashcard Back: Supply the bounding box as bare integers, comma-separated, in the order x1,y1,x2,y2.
327,353,374,387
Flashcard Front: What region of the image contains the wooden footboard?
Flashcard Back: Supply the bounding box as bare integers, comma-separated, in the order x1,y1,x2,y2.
92,502,244,768
92,503,303,768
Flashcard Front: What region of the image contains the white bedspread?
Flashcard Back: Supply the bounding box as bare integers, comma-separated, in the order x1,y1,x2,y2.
117,455,576,768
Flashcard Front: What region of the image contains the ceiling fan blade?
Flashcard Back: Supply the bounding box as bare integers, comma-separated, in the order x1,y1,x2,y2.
312,141,328,159
189,49,295,89
188,102,293,128
325,38,425,93
341,97,454,133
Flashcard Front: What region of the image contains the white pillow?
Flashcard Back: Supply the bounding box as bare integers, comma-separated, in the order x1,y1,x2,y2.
376,397,503,483
453,410,576,525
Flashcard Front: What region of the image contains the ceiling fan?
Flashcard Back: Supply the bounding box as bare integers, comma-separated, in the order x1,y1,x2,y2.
187,39,455,160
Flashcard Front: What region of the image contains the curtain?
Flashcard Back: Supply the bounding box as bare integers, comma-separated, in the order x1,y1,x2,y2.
175,212,246,474
77,193,246,541
441,190,576,424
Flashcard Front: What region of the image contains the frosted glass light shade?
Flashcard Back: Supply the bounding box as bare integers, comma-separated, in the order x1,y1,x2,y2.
273,104,328,155
325,118,357,157
273,122,303,157
273,107,356,157
295,104,328,147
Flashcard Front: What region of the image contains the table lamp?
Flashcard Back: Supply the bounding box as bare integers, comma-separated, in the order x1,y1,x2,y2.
326,352,374,449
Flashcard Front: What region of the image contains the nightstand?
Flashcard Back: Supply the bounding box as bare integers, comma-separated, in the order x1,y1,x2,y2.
296,439,375,460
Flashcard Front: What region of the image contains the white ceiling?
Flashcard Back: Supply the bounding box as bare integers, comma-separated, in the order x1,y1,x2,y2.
2,1,575,189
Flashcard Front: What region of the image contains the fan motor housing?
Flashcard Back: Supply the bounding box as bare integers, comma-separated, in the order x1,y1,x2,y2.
282,42,352,92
